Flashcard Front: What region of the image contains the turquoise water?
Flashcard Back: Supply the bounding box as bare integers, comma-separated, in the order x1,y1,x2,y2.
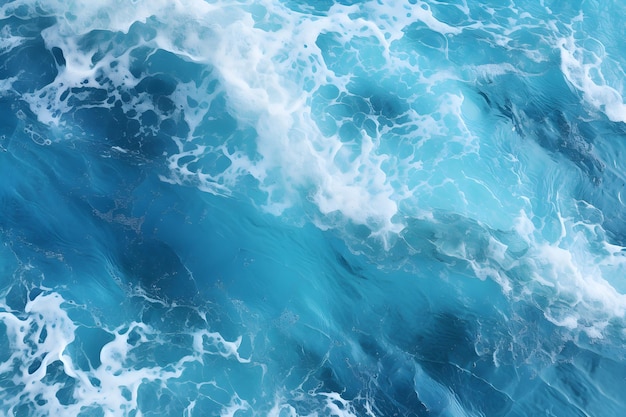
1,0,626,415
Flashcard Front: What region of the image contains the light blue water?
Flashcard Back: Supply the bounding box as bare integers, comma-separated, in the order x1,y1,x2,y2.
1,0,626,416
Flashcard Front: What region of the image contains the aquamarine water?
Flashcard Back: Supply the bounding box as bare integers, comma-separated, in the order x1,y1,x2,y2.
1,1,626,416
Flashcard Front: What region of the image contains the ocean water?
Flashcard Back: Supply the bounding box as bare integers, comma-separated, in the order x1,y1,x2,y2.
1,0,626,415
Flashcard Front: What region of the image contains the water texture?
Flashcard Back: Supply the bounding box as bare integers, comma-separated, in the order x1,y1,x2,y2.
1,0,625,416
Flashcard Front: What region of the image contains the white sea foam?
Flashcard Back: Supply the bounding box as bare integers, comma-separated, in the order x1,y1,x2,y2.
0,290,253,416
558,15,626,123
0,24,28,53
507,207,626,338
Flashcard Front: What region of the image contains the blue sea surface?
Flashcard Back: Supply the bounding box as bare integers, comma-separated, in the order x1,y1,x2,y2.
1,0,626,416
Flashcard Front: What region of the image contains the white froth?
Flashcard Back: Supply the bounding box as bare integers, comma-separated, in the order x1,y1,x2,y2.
558,24,626,123
510,209,626,338
0,290,254,416
0,24,27,53
0,292,76,414
192,330,251,363
219,395,251,417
